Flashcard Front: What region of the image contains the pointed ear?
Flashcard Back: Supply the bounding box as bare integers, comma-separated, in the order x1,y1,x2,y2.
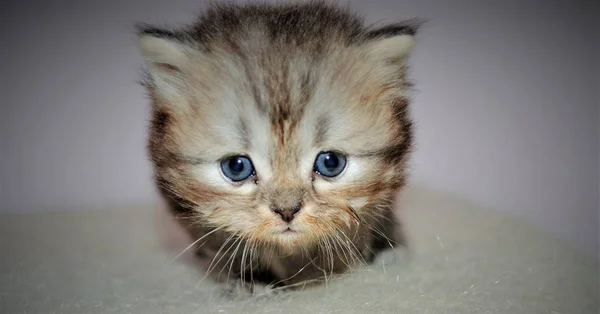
362,21,421,62
136,26,197,100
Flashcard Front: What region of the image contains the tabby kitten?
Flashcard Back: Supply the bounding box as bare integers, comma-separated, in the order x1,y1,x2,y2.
138,1,418,292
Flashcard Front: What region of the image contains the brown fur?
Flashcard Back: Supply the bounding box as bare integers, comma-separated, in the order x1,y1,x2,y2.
138,1,419,292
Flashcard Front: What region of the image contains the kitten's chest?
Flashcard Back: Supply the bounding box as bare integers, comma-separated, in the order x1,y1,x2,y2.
256,241,365,285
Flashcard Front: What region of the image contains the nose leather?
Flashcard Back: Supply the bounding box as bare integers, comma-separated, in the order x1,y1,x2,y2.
268,185,305,222
272,205,301,222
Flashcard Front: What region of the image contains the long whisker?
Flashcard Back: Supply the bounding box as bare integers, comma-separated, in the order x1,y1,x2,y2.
323,232,335,279
259,272,349,296
248,237,261,288
337,228,369,267
328,232,351,270
368,224,397,251
268,257,317,289
319,218,367,270
316,236,330,271
222,237,245,284
204,233,238,279
169,226,225,263
240,238,251,286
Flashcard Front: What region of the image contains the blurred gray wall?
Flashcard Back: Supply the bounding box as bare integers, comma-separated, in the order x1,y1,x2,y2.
1,0,598,257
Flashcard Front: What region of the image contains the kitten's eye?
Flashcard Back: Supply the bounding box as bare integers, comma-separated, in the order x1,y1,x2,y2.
220,156,255,182
314,151,347,177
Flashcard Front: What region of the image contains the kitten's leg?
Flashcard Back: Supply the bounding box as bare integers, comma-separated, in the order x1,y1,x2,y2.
221,268,282,298
221,278,255,298
221,280,278,298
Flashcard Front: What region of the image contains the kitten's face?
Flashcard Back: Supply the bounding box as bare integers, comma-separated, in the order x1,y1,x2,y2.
141,4,415,251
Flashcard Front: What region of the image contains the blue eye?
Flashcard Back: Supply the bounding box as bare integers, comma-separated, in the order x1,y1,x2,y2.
314,151,347,177
220,156,255,182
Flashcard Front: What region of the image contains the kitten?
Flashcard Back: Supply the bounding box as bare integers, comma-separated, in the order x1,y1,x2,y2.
138,0,418,293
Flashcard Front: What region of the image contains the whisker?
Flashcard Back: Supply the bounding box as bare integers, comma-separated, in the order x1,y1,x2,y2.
268,257,317,289
328,233,351,269
204,233,238,279
323,233,335,279
169,226,224,263
343,205,362,226
259,271,349,296
240,240,250,285
222,237,244,284
337,230,369,267
368,224,397,251
249,237,263,288
331,231,362,272
309,236,330,283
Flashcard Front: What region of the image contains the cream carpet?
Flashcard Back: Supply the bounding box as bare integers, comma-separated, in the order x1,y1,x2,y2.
1,187,597,314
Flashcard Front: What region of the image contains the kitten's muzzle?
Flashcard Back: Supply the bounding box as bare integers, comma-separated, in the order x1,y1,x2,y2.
267,185,306,223
271,204,301,223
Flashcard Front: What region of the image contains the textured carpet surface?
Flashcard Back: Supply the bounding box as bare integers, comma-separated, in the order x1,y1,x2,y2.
1,187,597,314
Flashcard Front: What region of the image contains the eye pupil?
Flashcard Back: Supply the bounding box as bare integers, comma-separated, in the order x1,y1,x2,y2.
228,158,245,173
314,151,347,177
323,153,339,170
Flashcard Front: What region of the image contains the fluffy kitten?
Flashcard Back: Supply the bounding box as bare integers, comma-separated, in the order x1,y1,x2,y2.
138,1,418,293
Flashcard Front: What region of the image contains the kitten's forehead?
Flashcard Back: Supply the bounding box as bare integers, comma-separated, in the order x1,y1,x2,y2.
176,46,404,170
191,53,320,171
144,2,416,174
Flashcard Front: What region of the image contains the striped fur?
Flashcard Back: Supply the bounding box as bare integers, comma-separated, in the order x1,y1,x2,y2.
138,1,419,291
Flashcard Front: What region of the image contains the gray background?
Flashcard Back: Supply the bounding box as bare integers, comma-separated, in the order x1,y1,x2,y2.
1,0,598,258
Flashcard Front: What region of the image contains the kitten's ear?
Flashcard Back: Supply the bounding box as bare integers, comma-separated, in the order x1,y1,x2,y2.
362,21,421,62
136,26,197,100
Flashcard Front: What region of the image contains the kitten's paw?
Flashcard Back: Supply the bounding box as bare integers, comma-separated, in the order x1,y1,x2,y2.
252,282,281,297
220,279,279,299
221,279,252,298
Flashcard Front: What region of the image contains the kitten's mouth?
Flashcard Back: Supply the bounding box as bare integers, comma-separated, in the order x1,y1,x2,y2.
283,227,295,233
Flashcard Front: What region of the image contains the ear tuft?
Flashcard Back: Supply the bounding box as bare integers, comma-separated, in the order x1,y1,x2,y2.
365,19,423,39
363,19,423,61
136,25,197,100
365,35,416,61
135,23,184,40
138,34,191,73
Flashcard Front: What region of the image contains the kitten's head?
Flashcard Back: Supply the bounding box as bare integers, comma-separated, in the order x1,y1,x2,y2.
139,2,418,251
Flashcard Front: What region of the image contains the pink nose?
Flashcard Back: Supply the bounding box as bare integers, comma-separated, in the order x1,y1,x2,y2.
272,205,301,222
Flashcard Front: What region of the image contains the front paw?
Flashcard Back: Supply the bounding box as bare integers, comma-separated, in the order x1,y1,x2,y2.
221,279,279,299
221,279,251,298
